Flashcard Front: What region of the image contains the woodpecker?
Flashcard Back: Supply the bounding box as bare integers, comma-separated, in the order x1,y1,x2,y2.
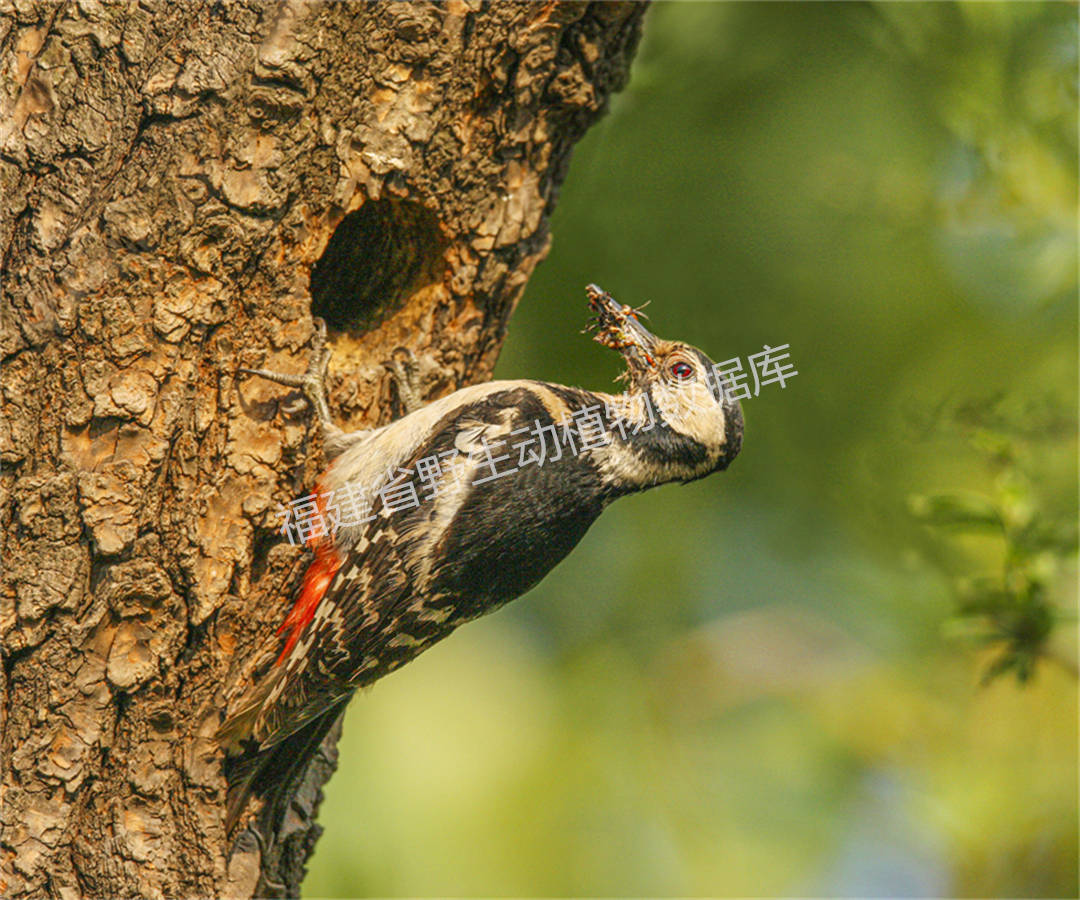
219,284,742,831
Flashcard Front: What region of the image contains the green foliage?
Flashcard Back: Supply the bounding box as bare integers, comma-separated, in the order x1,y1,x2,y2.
909,395,1078,684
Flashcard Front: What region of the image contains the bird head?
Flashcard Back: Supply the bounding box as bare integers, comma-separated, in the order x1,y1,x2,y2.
585,284,743,483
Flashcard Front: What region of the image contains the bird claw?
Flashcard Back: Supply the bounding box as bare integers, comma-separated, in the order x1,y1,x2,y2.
384,347,425,416
239,317,337,435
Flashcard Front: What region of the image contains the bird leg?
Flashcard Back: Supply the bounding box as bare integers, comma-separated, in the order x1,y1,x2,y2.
239,317,346,448
384,347,426,416
240,323,430,457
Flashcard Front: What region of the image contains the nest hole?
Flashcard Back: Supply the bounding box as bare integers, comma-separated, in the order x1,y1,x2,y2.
310,198,446,334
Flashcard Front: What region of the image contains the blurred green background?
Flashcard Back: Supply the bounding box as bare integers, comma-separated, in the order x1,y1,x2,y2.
308,3,1078,896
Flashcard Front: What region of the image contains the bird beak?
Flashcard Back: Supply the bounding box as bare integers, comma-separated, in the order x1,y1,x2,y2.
585,284,660,387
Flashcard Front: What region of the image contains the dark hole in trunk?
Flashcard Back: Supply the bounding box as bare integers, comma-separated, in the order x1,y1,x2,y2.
310,199,445,334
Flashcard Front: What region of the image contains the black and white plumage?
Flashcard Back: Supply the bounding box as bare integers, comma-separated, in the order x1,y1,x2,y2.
219,285,742,830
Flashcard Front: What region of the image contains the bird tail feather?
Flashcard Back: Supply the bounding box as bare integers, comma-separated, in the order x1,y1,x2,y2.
224,697,349,837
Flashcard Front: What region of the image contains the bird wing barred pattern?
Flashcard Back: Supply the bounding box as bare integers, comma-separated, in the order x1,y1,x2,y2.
253,515,424,749
245,392,539,749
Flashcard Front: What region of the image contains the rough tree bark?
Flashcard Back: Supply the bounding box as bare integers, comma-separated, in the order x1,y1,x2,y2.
0,2,645,897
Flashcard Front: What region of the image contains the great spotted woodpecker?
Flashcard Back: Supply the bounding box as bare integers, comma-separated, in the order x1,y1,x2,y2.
219,285,743,831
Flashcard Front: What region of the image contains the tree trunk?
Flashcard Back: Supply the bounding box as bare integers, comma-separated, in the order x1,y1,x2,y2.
0,2,644,896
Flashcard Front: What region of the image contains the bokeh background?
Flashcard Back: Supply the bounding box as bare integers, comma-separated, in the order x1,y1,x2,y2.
307,3,1078,896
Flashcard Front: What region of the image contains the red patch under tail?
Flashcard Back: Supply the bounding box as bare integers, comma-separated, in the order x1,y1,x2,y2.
276,485,342,664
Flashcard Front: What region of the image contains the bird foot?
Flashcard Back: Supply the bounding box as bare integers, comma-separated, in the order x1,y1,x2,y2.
384,347,426,416
239,317,338,437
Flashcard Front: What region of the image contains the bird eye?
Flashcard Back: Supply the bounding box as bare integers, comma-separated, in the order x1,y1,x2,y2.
670,361,694,380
